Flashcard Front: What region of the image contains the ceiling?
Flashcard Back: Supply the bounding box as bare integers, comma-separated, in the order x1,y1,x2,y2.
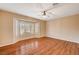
0,3,79,20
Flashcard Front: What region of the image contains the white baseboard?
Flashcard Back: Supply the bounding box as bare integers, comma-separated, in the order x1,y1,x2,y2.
0,42,15,47
0,36,45,47
0,36,35,47
47,35,79,44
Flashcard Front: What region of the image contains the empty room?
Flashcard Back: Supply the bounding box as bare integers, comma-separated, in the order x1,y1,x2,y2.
0,3,79,55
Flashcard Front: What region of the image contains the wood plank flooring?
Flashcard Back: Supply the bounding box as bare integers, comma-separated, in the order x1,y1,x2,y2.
0,37,79,55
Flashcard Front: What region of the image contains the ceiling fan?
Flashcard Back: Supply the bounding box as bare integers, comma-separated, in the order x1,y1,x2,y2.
43,11,46,15
40,3,59,18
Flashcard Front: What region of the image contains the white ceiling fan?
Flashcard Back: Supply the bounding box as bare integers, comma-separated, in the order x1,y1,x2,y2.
39,3,61,19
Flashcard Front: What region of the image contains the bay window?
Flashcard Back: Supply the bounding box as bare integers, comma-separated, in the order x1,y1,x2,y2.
16,19,40,38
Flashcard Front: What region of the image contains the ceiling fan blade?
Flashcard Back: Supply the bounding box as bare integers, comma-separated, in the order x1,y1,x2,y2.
44,3,60,12
39,3,58,12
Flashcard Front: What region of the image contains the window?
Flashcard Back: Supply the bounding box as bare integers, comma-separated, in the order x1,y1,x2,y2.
19,21,32,35
16,19,40,38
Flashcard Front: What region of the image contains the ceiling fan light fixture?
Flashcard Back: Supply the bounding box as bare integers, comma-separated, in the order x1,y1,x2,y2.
40,3,59,19
42,11,48,18
43,11,46,15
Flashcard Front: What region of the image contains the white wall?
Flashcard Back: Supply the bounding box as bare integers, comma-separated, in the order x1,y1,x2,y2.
46,14,79,43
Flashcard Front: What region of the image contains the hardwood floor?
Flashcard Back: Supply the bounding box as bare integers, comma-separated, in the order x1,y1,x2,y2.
0,37,79,55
